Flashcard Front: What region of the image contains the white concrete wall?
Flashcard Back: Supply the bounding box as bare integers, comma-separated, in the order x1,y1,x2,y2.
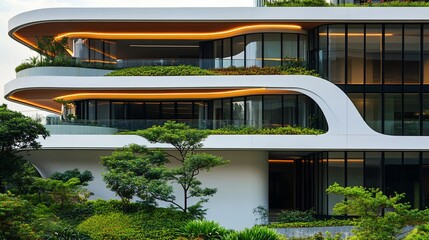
25,149,268,230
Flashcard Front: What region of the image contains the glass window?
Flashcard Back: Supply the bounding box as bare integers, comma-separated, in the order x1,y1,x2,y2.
223,39,232,68
246,34,263,67
298,95,311,128
88,100,96,121
194,102,207,121
424,93,429,135
246,96,262,128
161,102,175,119
214,40,223,68
422,164,429,208
213,100,222,128
299,34,308,61
283,95,297,126
145,102,161,120
348,93,364,118
384,24,403,84
223,99,231,124
283,34,298,61
348,25,364,84
328,152,345,215
111,102,125,119
264,95,282,127
129,102,145,119
232,97,245,126
96,100,110,121
403,93,420,135
232,36,245,67
365,93,382,132
366,24,383,84
328,25,346,84
319,26,328,80
176,102,193,120
404,25,421,84
347,152,364,187
384,93,402,135
384,152,402,198
365,152,382,189
264,33,281,67
424,25,429,84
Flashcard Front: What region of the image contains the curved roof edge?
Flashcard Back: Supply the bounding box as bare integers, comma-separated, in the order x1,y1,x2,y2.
9,7,429,35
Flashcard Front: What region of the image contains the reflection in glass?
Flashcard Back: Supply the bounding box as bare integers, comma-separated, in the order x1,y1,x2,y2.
404,25,421,84
223,39,232,68
246,34,263,67
384,93,402,135
365,93,382,132
318,26,328,80
232,97,245,126
264,95,282,127
232,36,245,67
384,25,403,84
403,93,420,135
88,100,96,121
214,40,223,68
366,24,382,84
96,100,110,121
264,34,281,66
298,95,310,127
283,34,297,61
348,93,364,118
246,96,262,128
283,95,297,126
424,25,429,84
348,25,364,84
328,25,346,84
299,35,308,61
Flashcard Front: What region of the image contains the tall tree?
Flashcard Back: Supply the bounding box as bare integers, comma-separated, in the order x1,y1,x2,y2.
0,104,49,193
102,121,229,218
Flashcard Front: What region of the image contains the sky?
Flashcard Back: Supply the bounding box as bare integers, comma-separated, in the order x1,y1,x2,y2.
0,0,254,117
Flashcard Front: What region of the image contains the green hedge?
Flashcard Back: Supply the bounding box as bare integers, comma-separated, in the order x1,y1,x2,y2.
106,65,320,77
268,219,356,228
266,0,429,7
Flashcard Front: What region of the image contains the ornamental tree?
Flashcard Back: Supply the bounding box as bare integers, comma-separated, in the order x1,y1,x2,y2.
102,121,229,218
0,105,49,193
327,183,429,239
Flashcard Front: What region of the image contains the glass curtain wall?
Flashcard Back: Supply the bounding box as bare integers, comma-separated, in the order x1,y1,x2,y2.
309,24,429,136
205,32,307,68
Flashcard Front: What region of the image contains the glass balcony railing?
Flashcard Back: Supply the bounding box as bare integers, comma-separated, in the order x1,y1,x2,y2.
45,119,276,135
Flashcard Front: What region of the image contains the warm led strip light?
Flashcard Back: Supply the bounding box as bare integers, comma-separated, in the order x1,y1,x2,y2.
55,88,289,101
9,96,61,114
268,160,295,163
319,33,394,37
54,24,302,40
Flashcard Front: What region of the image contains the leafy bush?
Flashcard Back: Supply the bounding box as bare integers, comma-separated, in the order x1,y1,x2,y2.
106,65,212,76
277,209,316,223
269,219,355,228
208,126,325,135
288,232,342,240
50,169,94,186
405,224,429,240
179,220,231,239
212,66,283,75
41,226,91,240
266,0,328,7
225,226,286,240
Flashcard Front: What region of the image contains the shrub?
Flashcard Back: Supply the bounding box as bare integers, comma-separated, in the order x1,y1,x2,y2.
266,0,328,7
277,209,316,223
41,226,91,240
269,219,355,228
179,220,230,239
225,226,286,240
405,224,429,240
208,126,325,135
76,212,142,240
212,66,283,75
106,65,212,76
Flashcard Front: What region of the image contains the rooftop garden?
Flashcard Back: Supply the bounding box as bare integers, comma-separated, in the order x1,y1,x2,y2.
264,0,429,7
105,65,319,77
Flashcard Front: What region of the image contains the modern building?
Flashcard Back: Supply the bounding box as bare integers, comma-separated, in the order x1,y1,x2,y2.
5,6,429,229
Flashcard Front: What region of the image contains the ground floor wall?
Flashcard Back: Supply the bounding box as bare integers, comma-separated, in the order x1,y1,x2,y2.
25,149,269,230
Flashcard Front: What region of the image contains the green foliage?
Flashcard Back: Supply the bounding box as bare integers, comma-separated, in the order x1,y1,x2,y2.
268,219,355,228
253,205,269,225
106,65,212,76
106,65,320,77
41,226,91,240
138,121,229,217
50,169,94,186
277,209,316,223
208,126,325,135
101,144,171,205
28,177,90,206
405,223,429,240
179,220,231,239
77,212,142,240
224,226,286,240
326,183,429,239
35,36,69,60
265,0,328,7
77,207,191,240
0,104,49,193
288,232,342,240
